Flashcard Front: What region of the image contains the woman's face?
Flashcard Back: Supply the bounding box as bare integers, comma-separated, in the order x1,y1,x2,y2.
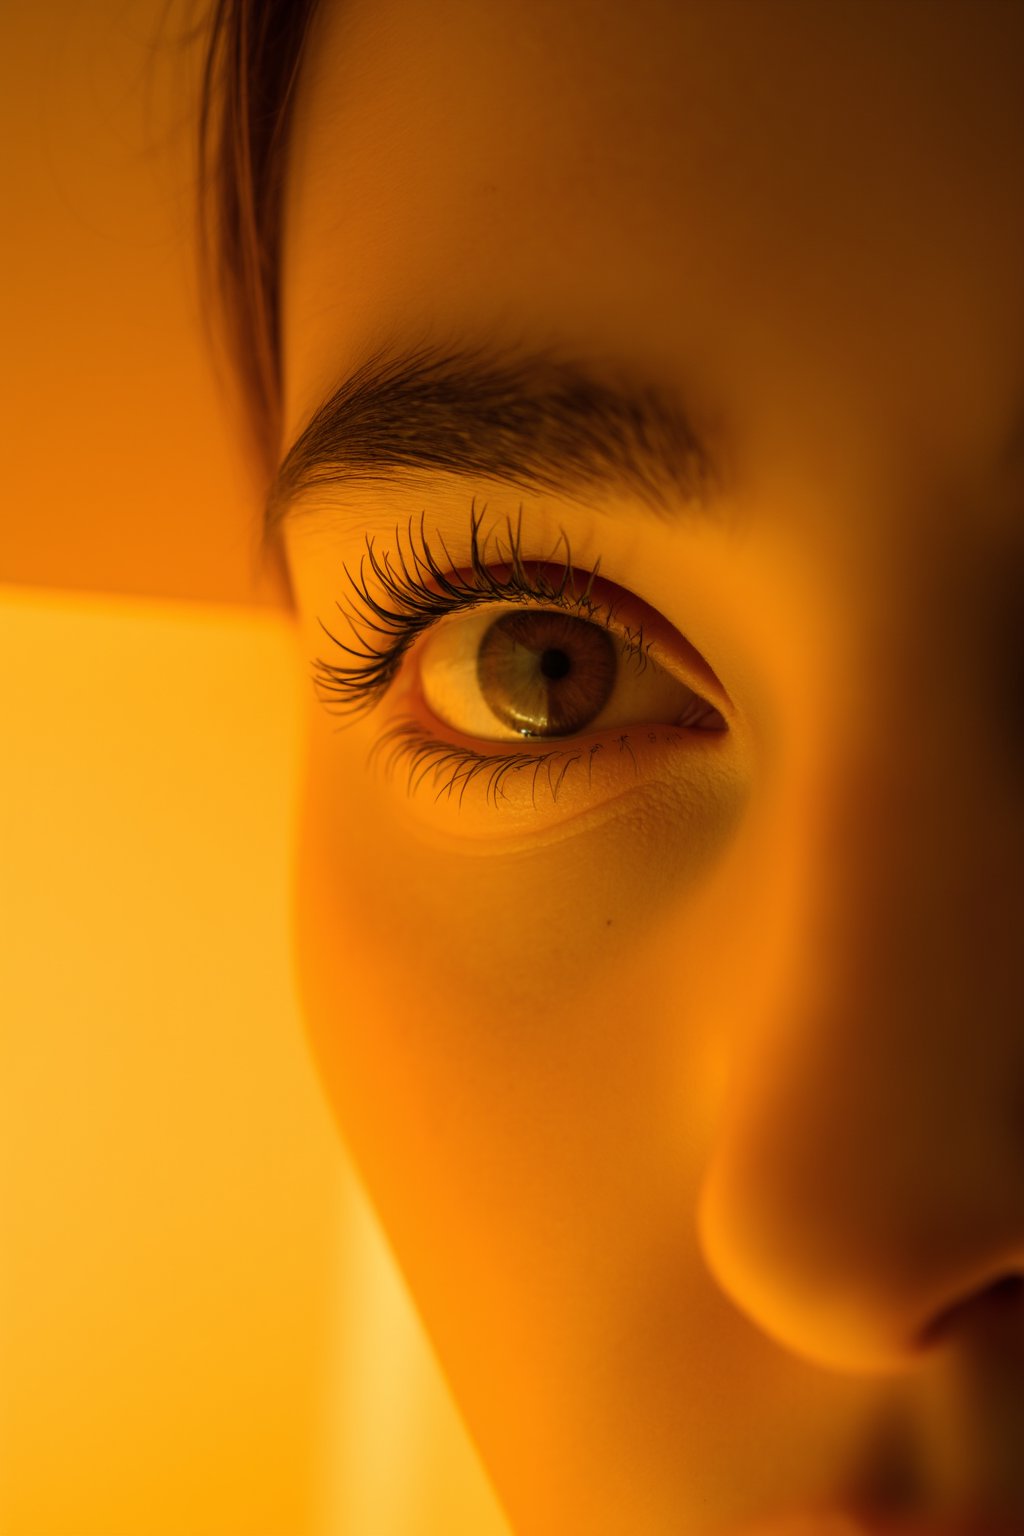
278,1,1024,1530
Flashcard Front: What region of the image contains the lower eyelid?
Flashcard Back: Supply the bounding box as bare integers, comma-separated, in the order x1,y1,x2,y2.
364,692,733,829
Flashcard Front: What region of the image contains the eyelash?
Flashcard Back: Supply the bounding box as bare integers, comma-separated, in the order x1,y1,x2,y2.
312,501,651,710
311,502,690,809
364,717,691,810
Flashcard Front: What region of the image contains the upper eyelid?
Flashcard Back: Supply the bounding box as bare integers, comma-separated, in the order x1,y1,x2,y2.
308,502,730,724
312,562,646,723
356,503,596,616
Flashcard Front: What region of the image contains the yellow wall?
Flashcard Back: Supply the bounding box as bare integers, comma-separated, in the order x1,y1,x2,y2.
0,586,510,1535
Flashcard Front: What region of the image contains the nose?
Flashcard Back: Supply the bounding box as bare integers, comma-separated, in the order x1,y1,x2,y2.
696,655,1024,1377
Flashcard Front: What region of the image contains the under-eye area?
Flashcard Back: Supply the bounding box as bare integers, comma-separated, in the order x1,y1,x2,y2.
365,716,705,811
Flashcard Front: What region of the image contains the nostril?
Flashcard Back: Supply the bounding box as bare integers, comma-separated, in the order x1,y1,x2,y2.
918,1273,1024,1351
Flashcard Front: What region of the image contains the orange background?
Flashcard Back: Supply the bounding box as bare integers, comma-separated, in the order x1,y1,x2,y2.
0,2,508,1531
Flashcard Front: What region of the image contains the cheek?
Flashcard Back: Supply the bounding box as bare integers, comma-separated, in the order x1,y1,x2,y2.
288,710,747,1301
287,712,884,1526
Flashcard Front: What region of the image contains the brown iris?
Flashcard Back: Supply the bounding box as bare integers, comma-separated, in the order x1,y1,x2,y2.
475,610,617,737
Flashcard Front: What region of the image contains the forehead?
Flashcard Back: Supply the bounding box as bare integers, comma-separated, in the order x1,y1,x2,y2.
282,0,1024,489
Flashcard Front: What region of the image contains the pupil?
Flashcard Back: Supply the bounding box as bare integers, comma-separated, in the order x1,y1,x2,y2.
540,648,571,681
475,610,617,737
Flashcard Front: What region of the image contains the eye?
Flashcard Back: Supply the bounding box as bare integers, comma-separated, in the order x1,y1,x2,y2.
310,507,735,819
416,601,725,742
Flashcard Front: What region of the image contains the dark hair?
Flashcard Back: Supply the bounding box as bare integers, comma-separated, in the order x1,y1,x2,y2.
197,0,323,489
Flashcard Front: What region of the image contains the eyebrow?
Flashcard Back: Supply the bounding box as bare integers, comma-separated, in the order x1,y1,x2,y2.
264,338,730,537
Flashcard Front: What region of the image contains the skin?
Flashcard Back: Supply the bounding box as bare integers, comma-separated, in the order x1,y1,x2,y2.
276,1,1024,1531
